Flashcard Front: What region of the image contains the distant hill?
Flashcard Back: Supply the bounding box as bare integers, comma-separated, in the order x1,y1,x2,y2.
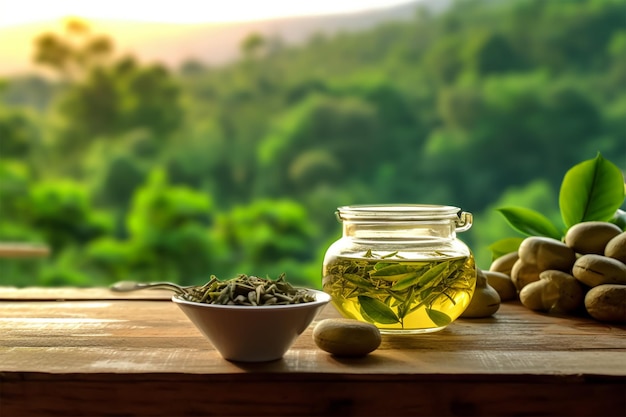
0,0,450,77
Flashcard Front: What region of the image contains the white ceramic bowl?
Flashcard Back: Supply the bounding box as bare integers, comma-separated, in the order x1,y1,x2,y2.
172,289,331,362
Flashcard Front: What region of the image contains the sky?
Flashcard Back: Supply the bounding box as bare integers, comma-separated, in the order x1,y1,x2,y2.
0,0,416,27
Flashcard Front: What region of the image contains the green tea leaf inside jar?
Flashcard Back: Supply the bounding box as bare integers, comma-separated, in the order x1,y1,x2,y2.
322,205,477,334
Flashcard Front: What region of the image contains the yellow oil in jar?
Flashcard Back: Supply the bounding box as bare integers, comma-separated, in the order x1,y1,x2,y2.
322,251,476,333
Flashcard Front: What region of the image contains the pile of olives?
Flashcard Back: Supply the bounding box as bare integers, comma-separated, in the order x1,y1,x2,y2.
487,221,626,323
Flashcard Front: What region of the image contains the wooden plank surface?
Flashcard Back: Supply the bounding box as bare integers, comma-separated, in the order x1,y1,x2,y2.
1,299,625,375
1,288,625,416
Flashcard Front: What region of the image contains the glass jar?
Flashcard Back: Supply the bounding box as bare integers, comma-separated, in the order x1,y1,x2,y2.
322,204,476,334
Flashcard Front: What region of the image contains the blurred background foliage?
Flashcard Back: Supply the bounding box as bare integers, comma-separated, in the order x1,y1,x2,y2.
1,0,624,288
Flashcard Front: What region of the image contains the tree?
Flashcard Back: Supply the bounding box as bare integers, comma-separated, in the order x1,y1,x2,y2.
122,169,217,284
55,57,183,144
213,199,319,285
241,33,266,61
256,94,381,195
32,20,183,159
461,31,525,76
26,180,112,253
33,18,113,82
0,107,42,159
422,73,605,211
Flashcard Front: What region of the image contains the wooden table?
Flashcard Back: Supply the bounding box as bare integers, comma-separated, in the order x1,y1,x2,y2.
1,287,625,416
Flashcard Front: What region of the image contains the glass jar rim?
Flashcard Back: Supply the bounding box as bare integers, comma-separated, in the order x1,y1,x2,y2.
336,204,462,221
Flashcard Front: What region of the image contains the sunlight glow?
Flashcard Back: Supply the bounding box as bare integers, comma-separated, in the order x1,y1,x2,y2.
0,0,416,27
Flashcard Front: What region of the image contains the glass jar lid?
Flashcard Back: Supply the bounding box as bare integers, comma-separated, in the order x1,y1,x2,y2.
336,204,473,232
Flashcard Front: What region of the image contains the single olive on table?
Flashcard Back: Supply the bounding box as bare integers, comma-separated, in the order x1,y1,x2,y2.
313,318,382,357
460,268,501,318
585,284,626,323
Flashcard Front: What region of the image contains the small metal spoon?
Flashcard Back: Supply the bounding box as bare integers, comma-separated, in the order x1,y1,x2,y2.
109,280,194,294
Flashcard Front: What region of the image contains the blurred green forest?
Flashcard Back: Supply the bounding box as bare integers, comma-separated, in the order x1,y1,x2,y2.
1,0,625,288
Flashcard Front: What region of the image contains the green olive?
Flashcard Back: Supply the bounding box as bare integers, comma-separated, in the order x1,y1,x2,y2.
519,270,584,314
510,258,541,292
483,270,517,301
313,318,381,357
572,254,626,287
518,236,576,271
565,221,622,255
604,232,626,264
489,251,519,276
461,269,501,318
584,284,626,323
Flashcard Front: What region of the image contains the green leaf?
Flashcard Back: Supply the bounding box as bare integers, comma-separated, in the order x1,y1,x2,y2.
559,153,626,228
388,271,422,291
391,261,447,291
370,264,416,282
417,261,451,287
489,237,525,260
426,308,451,327
343,273,373,289
358,295,399,324
396,286,415,319
371,264,410,275
496,206,563,239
